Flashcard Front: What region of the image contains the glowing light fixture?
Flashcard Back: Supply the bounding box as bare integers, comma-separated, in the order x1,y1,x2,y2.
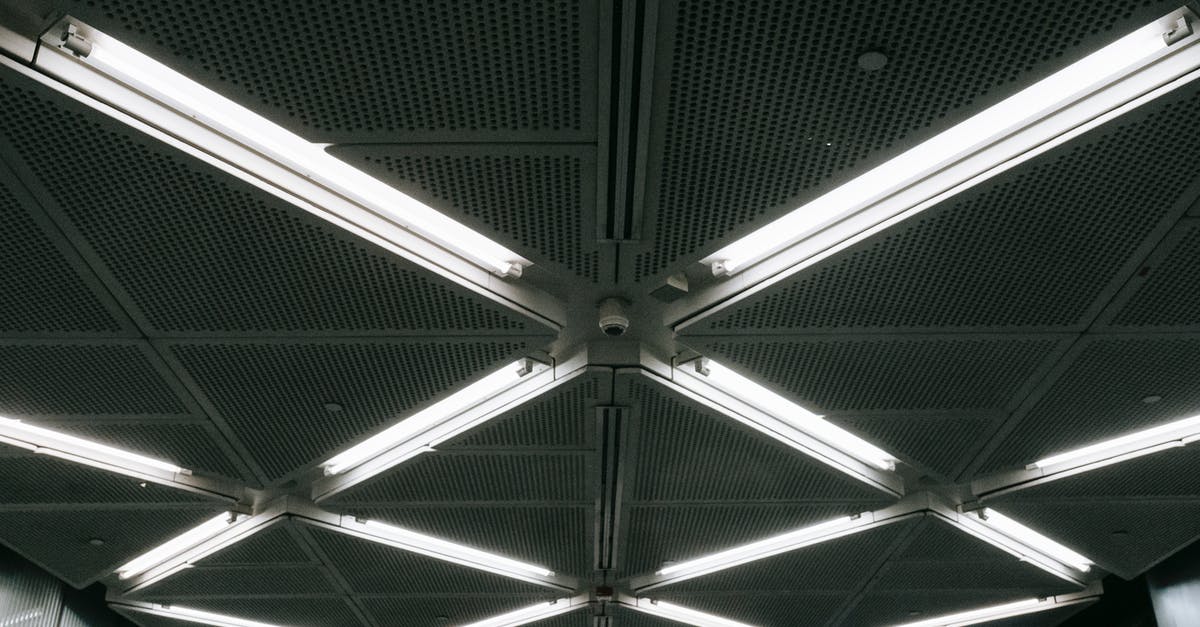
125,604,279,627
955,508,1092,576
343,518,554,582
117,512,244,579
1032,413,1200,472
652,514,870,585
0,415,184,477
459,596,589,627
674,359,897,471
701,8,1200,278
39,20,527,278
628,599,756,627
321,359,551,477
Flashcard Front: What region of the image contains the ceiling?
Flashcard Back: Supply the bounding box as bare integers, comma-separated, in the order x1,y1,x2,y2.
2,1,1200,626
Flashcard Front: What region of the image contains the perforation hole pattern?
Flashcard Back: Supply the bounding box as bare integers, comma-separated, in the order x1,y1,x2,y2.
693,87,1200,329
0,76,534,334
72,0,586,138
0,177,122,334
0,343,185,416
170,340,531,481
344,150,600,281
637,0,1168,279
1111,224,1200,327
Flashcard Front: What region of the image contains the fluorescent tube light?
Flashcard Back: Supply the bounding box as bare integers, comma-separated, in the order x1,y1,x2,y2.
41,20,526,277
701,8,1200,277
344,517,554,581
1032,414,1200,472
956,508,1092,575
629,599,756,627
891,598,1046,627
459,596,588,627
0,415,184,476
654,514,869,584
133,605,279,627
117,512,244,579
674,359,897,471
322,359,551,476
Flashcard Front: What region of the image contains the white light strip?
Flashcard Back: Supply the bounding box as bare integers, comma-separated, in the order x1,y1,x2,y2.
322,359,551,476
42,21,526,277
1032,413,1200,472
955,508,1092,576
701,8,1200,277
343,517,554,581
0,415,184,476
891,598,1047,627
117,512,244,579
674,360,897,471
129,605,279,627
654,514,869,584
459,595,589,627
629,599,757,627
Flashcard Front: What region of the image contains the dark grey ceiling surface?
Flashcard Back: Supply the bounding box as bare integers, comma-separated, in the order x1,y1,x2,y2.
2,0,1200,625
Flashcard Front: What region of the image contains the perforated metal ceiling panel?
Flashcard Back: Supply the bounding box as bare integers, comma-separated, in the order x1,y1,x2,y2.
330,144,605,283
676,83,1200,329
632,0,1181,283
977,335,1200,475
355,595,573,627
0,163,130,337
837,517,1080,626
985,446,1200,579
322,373,604,578
165,338,542,483
64,0,598,143
1102,220,1200,330
681,336,1064,479
301,523,556,596
0,65,554,337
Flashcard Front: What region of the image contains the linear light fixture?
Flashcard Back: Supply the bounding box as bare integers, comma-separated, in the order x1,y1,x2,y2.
699,8,1200,280
459,595,590,627
651,514,869,586
320,359,552,478
954,508,1093,578
1031,413,1200,474
890,584,1104,627
118,604,279,627
117,511,245,580
0,415,185,477
340,517,556,583
37,19,527,278
628,599,756,627
674,359,898,471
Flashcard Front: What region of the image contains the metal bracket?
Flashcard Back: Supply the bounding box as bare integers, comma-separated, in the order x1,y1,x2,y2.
59,23,91,57
1165,15,1194,45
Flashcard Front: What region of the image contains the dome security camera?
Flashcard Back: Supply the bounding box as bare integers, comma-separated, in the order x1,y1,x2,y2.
598,297,630,337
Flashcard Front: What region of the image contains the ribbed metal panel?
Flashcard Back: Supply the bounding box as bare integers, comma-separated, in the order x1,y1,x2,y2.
0,554,62,627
